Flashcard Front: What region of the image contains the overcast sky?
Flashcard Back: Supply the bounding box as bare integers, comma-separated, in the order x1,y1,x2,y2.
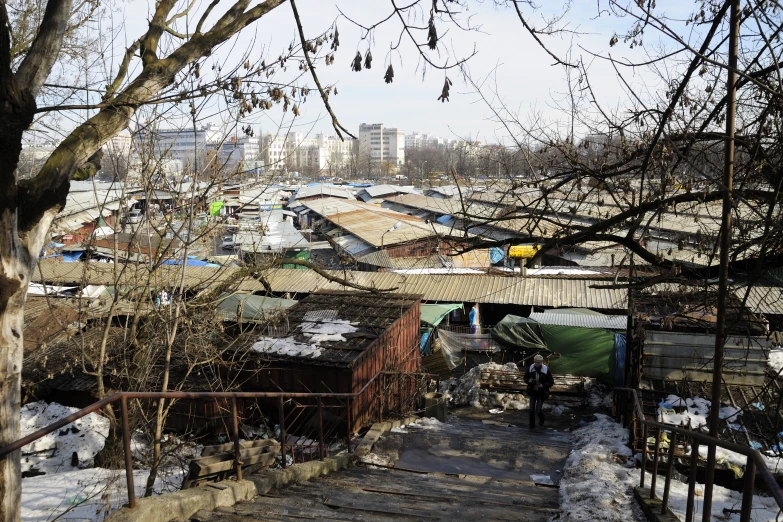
110,0,699,144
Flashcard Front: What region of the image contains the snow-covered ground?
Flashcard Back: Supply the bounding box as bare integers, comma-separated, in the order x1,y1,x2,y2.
20,401,191,522
557,413,783,522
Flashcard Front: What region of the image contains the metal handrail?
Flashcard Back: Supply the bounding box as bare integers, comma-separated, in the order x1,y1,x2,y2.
615,387,783,522
0,369,424,510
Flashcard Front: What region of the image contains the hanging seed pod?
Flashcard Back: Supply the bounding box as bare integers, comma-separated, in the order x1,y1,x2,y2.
437,77,452,102
384,64,394,84
364,50,372,70
331,26,340,50
427,15,438,50
292,104,300,117
351,51,362,72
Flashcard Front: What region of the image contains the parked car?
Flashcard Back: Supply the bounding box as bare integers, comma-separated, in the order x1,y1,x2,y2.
125,209,143,224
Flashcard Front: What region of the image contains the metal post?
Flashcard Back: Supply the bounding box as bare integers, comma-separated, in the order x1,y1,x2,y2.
231,396,242,481
662,432,677,514
640,423,647,489
346,398,353,454
704,2,740,520
685,441,700,522
120,396,136,509
651,427,662,499
740,456,756,522
317,398,324,461
278,396,286,469
379,373,384,424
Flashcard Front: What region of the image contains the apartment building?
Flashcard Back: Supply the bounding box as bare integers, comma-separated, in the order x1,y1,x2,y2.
359,123,405,166
264,132,356,172
218,135,261,169
135,123,223,166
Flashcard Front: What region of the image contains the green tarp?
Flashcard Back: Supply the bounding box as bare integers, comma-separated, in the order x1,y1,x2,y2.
493,314,616,384
420,303,463,327
217,294,297,322
209,201,224,216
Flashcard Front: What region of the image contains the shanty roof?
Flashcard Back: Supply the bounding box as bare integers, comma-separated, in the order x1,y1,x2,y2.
424,185,461,198
302,197,459,247
294,184,354,201
32,260,629,308
528,310,627,330
383,194,587,238
244,291,420,367
357,184,416,201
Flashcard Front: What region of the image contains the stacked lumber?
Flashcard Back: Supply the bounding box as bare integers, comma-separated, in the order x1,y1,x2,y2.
479,370,588,404
181,439,280,489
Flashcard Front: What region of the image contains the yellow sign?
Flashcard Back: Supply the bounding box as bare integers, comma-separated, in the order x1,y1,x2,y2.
508,245,541,258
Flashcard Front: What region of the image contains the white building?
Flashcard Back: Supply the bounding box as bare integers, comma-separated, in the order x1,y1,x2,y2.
219,135,261,169
359,123,405,166
103,130,133,158
264,132,356,172
135,123,223,167
405,132,444,149
315,134,356,171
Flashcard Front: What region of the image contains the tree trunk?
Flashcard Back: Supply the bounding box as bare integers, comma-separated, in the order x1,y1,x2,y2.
0,297,26,522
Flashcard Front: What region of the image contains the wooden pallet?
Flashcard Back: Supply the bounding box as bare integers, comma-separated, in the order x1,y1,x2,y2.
182,439,280,489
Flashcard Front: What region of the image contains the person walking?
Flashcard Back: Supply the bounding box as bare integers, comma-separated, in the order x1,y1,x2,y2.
525,354,554,429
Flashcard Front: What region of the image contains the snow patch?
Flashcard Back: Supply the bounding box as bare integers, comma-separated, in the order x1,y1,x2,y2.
21,401,110,474
442,362,530,411
251,317,360,357
252,336,322,358
768,347,783,374
560,413,783,522
299,318,358,343
559,413,642,522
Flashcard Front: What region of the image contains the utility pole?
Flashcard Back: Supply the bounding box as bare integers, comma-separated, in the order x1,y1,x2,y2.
703,2,739,520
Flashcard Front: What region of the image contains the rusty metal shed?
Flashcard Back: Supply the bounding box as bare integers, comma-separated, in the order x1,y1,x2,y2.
234,291,422,430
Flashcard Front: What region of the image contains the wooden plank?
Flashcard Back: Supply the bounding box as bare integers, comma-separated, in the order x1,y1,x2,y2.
193,449,275,476
201,438,280,456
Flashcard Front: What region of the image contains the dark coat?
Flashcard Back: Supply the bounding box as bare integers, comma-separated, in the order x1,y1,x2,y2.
524,363,554,399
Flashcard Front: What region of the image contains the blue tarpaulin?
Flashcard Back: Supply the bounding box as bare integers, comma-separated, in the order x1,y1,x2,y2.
490,247,505,264
420,327,434,356
436,215,452,224
161,258,211,266
62,252,83,262
614,333,627,386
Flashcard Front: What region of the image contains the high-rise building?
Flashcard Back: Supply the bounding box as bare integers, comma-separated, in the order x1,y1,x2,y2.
359,123,405,166
135,122,223,167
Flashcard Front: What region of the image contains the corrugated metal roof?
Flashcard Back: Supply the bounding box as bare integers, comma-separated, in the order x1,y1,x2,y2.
32,260,628,308
262,270,628,309
529,311,627,329
303,197,458,247
735,285,783,315
294,184,354,200
383,194,585,238
357,184,416,199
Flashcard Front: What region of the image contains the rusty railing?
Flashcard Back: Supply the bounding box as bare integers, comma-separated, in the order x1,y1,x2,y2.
616,387,783,522
0,370,426,510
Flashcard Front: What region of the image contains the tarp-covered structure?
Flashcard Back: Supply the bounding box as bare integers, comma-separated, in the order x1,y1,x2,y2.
419,303,462,356
492,312,625,384
216,294,297,322
420,303,462,327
